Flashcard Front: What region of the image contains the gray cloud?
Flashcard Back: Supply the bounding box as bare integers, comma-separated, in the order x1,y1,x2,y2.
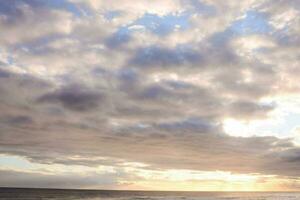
0,169,136,189
0,69,11,78
0,68,294,177
0,0,41,19
0,115,34,126
228,100,275,119
37,85,104,112
0,0,72,46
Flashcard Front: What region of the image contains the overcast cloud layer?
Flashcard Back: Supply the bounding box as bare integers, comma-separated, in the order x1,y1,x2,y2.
0,0,299,190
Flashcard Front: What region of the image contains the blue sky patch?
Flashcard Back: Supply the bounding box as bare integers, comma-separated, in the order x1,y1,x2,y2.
44,0,84,17
106,13,191,47
105,26,131,48
230,10,272,35
132,13,191,36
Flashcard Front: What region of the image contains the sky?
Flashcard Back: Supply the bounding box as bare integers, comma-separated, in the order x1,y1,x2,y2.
0,0,299,191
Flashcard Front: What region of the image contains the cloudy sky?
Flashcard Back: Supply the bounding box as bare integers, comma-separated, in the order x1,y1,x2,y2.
0,0,299,191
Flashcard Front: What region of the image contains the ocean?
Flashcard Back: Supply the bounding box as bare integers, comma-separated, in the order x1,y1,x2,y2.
0,188,299,200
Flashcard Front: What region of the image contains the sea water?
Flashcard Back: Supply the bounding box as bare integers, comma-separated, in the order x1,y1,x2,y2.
0,188,299,200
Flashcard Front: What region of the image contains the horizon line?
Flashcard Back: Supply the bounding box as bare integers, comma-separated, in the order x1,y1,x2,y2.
1,187,299,193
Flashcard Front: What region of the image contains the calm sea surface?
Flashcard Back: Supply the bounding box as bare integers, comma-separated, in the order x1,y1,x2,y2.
0,188,299,200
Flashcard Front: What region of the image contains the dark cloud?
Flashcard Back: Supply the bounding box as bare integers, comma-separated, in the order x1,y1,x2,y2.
156,117,221,134
37,85,104,112
0,69,10,78
0,115,34,126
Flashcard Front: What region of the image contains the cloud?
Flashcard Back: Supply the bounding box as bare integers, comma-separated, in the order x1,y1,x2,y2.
0,0,299,190
130,45,201,69
0,0,73,46
0,169,135,189
71,0,183,16
0,115,34,126
228,100,275,119
37,85,104,112
0,68,11,78
0,68,293,178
